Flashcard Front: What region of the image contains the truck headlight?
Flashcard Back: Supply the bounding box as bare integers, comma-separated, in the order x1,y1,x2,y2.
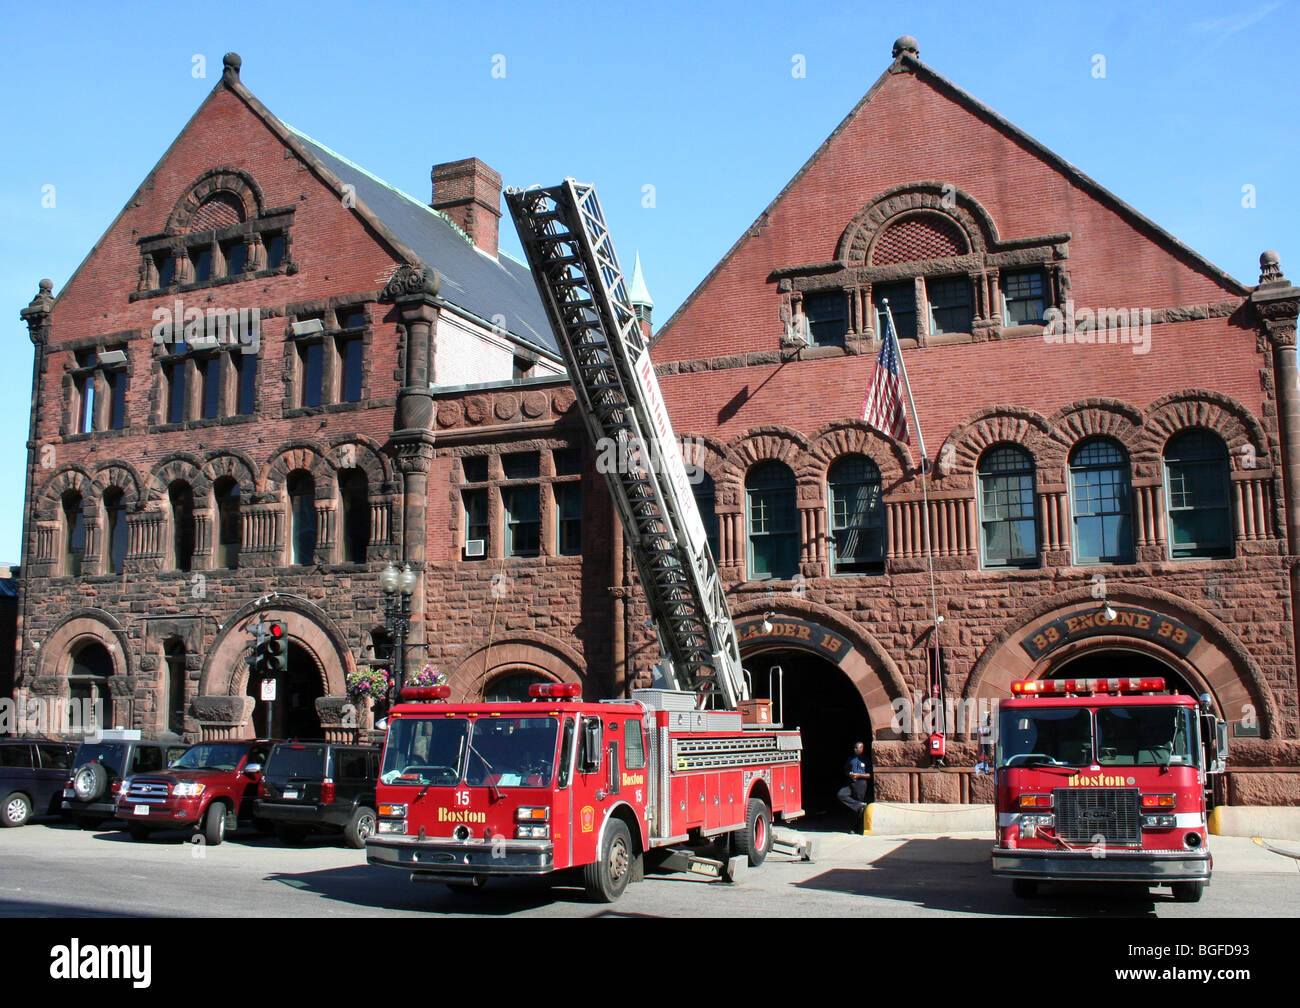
515,825,550,839
377,820,407,834
379,804,407,818
173,782,206,798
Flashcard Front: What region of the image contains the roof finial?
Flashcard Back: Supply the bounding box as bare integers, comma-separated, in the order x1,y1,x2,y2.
223,52,242,82
893,36,919,59
628,252,654,310
1260,250,1285,286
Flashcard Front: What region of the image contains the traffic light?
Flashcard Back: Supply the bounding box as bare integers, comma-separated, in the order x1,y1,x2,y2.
253,620,286,678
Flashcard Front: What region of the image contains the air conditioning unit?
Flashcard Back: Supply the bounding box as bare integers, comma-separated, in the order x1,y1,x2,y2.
464,539,485,558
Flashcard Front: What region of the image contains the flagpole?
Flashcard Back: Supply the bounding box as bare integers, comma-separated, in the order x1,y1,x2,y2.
882,299,945,737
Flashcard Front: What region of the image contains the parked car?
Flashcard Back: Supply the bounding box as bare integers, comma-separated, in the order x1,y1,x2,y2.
116,739,277,844
0,739,76,827
63,735,191,828
254,741,380,848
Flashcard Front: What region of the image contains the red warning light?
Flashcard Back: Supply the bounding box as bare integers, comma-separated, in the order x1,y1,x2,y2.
269,622,284,638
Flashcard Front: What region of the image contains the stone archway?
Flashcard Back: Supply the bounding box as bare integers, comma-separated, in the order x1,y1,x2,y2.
966,587,1276,738
449,631,584,703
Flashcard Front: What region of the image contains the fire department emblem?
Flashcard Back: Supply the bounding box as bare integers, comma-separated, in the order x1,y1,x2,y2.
580,806,595,833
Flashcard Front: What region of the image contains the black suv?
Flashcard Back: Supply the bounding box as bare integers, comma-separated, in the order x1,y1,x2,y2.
63,736,191,827
0,739,76,827
254,742,379,848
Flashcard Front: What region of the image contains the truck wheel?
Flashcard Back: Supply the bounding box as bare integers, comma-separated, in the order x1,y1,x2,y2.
735,798,773,867
1172,881,1204,903
202,803,227,846
343,807,376,849
1011,879,1038,899
276,823,308,845
583,819,633,902
128,824,150,842
2,792,31,828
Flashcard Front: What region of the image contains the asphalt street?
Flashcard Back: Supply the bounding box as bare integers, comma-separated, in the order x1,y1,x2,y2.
1,816,1295,919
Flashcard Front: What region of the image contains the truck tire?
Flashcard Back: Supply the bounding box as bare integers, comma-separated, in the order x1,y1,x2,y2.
343,807,376,849
735,797,773,867
2,792,32,828
128,824,150,842
1011,879,1038,899
202,803,228,846
583,819,633,902
1172,881,1204,903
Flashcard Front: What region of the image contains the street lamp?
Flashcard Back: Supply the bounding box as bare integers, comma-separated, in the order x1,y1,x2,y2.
381,562,417,703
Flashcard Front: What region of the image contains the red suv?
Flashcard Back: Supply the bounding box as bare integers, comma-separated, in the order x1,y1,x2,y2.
116,739,276,845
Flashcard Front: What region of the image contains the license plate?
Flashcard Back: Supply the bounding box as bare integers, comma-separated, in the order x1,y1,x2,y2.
283,790,299,800
133,805,150,816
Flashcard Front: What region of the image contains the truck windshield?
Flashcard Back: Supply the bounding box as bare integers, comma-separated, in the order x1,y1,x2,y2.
1096,706,1196,766
170,744,248,772
998,708,1093,767
380,715,559,788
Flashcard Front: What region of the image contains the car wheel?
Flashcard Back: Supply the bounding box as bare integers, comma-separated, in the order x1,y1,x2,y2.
1012,879,1039,899
582,819,634,903
202,803,227,846
734,797,773,867
343,807,376,850
2,792,32,828
1172,881,1204,903
276,823,308,845
128,824,150,842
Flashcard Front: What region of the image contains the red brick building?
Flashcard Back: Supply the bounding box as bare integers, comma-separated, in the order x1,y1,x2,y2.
16,41,1300,812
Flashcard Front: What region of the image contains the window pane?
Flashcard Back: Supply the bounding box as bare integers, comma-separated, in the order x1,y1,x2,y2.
463,489,488,557
1164,430,1231,559
63,495,84,576
340,471,370,563
216,480,240,569
463,456,489,483
266,234,286,269
1001,269,1047,325
109,369,127,430
829,455,884,574
553,448,583,476
339,336,363,402
300,342,323,408
1070,439,1133,564
746,462,798,579
222,240,247,277
105,492,127,574
167,361,187,423
873,282,916,342
505,487,540,557
78,374,95,433
200,357,221,419
503,452,540,480
692,474,720,559
289,473,316,565
170,482,194,571
192,247,213,283
803,292,847,347
927,276,972,335
555,484,581,556
979,446,1039,568
236,353,257,415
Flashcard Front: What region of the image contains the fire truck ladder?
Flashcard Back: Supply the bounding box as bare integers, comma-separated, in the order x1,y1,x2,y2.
506,180,747,709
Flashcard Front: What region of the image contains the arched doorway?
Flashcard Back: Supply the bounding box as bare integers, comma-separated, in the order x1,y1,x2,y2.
69,640,113,733
246,642,323,739
745,647,872,815
1052,649,1198,699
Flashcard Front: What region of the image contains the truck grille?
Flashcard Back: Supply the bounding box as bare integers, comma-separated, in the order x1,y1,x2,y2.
125,781,170,804
1054,788,1141,846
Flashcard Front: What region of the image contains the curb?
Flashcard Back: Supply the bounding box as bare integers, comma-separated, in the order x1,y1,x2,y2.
864,802,992,836
1209,805,1300,842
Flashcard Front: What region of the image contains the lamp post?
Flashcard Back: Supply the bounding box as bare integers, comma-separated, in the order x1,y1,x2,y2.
381,562,418,704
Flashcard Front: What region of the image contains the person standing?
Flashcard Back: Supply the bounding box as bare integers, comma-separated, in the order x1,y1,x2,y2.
838,741,871,831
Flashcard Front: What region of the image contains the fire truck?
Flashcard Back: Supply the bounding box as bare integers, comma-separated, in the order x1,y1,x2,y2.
988,676,1228,903
365,180,807,901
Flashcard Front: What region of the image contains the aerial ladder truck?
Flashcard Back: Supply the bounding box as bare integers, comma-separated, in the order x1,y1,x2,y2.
365,180,807,901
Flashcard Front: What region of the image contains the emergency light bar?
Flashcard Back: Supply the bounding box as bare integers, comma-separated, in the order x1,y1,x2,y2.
1011,677,1166,696
529,682,582,700
400,685,451,701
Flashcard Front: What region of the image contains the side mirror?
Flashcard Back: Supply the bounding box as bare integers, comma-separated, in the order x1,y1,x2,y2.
244,763,262,775
580,717,603,774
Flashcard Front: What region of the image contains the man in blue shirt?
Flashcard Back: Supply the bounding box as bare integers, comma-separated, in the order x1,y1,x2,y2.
837,741,871,831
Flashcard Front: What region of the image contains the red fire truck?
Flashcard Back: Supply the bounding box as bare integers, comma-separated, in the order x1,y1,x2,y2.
365,179,807,900
989,676,1228,902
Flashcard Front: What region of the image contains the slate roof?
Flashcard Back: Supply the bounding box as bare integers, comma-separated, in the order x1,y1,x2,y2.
286,126,558,358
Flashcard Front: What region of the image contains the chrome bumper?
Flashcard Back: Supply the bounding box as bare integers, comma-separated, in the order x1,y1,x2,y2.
366,835,554,876
992,847,1211,882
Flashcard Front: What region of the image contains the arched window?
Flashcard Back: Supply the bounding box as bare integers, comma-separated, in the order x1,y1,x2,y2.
692,473,720,560
287,471,316,566
169,481,195,571
214,477,241,570
69,640,113,731
62,492,85,576
828,455,885,574
484,670,548,702
978,445,1039,568
746,461,799,580
1164,429,1232,559
103,488,128,575
163,638,188,735
1069,438,1134,565
338,469,370,564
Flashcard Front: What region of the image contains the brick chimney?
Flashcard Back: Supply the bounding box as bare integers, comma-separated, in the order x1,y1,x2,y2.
431,158,502,256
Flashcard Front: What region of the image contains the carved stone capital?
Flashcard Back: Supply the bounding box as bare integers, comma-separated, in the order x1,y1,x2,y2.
193,695,254,723
381,264,441,306
20,279,54,344
392,435,436,475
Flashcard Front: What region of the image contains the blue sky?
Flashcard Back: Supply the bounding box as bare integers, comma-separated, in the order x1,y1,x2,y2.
2,0,1297,562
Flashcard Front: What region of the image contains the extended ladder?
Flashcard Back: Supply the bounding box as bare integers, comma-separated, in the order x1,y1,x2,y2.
506,180,747,709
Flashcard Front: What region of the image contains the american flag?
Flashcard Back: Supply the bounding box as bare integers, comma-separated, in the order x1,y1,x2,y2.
861,308,911,443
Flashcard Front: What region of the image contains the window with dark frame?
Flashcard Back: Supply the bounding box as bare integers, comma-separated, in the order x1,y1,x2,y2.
978,445,1040,569
62,493,85,577
802,291,848,347
746,461,799,580
107,366,127,430
339,469,371,564
555,483,582,556
553,447,583,477
463,488,488,559
828,455,885,574
926,276,973,335
198,356,221,419
1164,429,1232,560
503,452,541,480
692,473,721,560
873,282,917,341
104,488,127,574
266,233,287,269
504,486,541,558
214,478,240,570
462,456,489,483
166,359,187,424
1069,438,1134,565
288,471,316,566
169,481,195,572
338,335,363,403
234,352,257,416
298,339,324,409
1001,269,1049,325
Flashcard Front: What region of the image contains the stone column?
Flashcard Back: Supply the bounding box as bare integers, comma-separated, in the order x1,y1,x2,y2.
18,280,54,694
382,264,442,680
1251,250,1300,733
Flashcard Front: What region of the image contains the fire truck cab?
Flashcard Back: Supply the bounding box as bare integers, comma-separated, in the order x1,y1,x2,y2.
365,683,803,901
989,676,1227,903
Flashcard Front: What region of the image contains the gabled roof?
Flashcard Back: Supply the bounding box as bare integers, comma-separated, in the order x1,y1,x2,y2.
46,54,557,359
286,127,558,357
655,44,1250,343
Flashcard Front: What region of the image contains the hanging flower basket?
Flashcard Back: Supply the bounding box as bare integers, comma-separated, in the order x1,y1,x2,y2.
406,665,447,689
346,667,391,704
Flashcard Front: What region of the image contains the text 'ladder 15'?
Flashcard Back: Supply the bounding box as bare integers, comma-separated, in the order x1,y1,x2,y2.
505,180,748,710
